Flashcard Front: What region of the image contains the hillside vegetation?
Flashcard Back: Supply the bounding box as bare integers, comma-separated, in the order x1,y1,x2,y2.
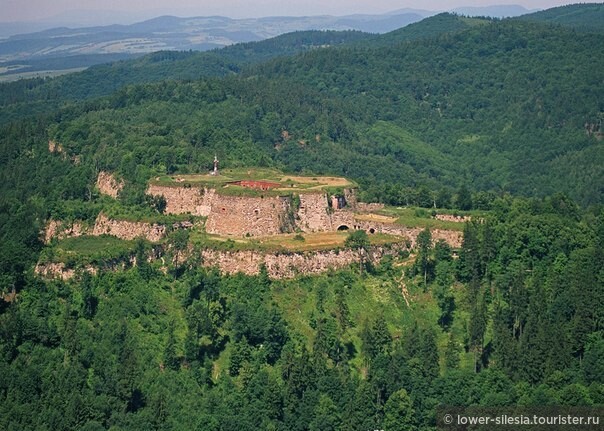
0,6,603,430
517,3,604,33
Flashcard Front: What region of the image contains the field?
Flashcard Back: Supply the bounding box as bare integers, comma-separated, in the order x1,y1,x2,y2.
40,235,137,265
189,230,405,253
377,206,476,231
149,167,356,196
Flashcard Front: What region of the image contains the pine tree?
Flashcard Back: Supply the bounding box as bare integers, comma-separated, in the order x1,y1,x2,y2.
383,389,417,431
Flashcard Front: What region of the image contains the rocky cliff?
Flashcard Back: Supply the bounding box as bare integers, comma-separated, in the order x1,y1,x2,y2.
44,214,168,243
96,171,124,198
200,244,403,278
43,220,86,244
92,213,166,242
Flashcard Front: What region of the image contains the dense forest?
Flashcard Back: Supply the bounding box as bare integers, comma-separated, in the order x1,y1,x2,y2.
0,4,603,430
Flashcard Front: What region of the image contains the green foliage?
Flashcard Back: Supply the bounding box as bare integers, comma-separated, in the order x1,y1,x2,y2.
517,3,604,33
383,389,417,431
0,7,603,429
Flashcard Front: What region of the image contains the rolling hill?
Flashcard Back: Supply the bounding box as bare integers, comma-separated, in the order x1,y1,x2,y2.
2,12,599,205
516,2,604,32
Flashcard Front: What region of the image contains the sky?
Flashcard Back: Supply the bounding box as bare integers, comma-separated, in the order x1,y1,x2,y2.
2,0,575,23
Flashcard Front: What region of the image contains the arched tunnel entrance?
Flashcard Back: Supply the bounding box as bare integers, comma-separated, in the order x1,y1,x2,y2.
337,225,349,231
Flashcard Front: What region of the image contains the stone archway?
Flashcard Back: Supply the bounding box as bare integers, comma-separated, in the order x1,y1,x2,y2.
337,225,349,231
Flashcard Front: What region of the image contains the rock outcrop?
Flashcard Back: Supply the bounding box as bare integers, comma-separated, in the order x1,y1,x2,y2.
200,245,403,279
34,262,97,280
48,140,64,154
434,214,472,223
93,213,166,242
43,219,86,244
44,214,168,243
96,171,124,198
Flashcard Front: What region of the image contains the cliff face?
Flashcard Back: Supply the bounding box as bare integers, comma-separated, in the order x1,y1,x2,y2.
44,214,167,243
96,171,124,198
43,220,85,244
92,213,166,242
200,245,403,278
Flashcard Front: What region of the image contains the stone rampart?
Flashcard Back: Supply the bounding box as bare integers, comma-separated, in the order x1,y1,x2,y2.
434,214,472,223
355,221,463,249
205,195,292,236
296,193,355,232
146,184,207,215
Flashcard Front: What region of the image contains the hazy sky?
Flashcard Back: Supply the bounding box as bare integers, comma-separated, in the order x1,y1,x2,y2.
3,0,575,22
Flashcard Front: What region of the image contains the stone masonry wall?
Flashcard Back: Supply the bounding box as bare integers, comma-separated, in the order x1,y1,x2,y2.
296,193,355,232
434,214,472,223
146,184,207,215
356,221,463,249
205,195,292,236
297,193,331,231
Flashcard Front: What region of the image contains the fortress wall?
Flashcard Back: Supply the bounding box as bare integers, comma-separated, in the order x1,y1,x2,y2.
297,193,332,232
343,188,358,208
146,184,207,215
434,214,472,223
205,195,292,237
355,221,463,249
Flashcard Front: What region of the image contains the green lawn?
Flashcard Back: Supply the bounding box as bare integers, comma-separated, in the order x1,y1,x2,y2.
41,235,137,265
377,206,486,231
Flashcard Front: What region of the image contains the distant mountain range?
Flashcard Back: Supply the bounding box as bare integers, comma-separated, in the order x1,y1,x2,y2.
2,3,602,82
0,13,428,63
0,5,540,63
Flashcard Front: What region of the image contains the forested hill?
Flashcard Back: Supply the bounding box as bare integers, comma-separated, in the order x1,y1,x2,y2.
516,3,604,33
361,12,491,47
0,30,371,123
250,18,604,204
2,13,602,206
1,7,604,430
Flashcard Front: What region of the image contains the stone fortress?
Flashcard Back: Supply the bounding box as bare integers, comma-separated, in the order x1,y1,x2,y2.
38,163,466,280
145,161,463,248
146,179,358,237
